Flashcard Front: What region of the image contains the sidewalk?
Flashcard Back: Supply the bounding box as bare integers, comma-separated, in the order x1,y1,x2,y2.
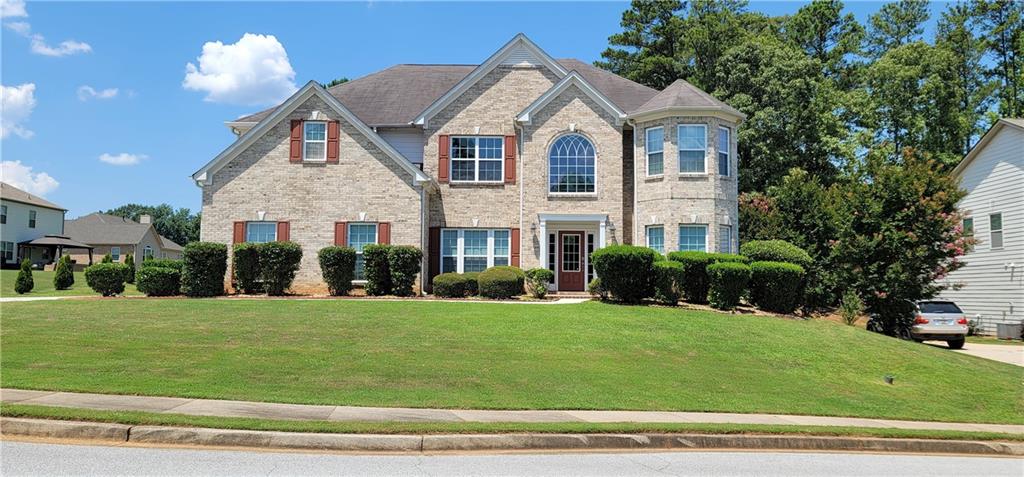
953,342,1024,367
3,388,1021,435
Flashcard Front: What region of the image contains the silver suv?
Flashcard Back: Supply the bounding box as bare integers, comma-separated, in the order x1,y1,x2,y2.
908,301,968,349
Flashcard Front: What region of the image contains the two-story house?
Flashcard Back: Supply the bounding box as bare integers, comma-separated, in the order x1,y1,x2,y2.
0,182,73,268
193,34,744,293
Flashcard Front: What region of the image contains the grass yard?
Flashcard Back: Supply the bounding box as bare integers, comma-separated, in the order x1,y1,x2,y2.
2,300,1021,424
0,269,140,297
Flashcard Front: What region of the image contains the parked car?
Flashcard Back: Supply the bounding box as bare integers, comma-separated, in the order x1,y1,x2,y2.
866,300,968,349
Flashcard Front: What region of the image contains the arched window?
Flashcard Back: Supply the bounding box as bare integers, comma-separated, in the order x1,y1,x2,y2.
548,134,595,194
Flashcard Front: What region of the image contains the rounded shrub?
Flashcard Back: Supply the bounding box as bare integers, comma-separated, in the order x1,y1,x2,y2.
749,261,805,314
14,259,34,294
588,277,607,300
141,258,183,272
667,251,714,304
362,244,392,296
53,255,74,290
181,242,227,297
740,240,813,268
707,261,751,310
478,266,525,299
318,246,356,296
463,272,480,296
525,268,554,299
258,241,303,296
123,254,135,284
84,263,126,296
711,253,751,264
387,245,422,297
232,242,262,294
136,266,181,296
652,260,685,305
432,272,470,298
590,245,659,303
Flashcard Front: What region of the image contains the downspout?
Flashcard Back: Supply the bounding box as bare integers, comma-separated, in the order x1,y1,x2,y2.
628,118,638,246
419,183,427,296
515,121,525,268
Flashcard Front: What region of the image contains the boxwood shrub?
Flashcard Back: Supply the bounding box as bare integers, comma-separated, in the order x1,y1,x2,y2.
478,266,525,299
181,242,227,297
362,244,392,296
667,251,714,304
739,240,813,268
258,241,303,296
589,245,659,303
232,242,262,294
14,259,33,294
432,272,470,298
318,246,356,296
387,245,422,297
749,261,805,314
652,260,684,305
84,263,126,296
136,266,181,296
707,261,751,310
524,267,554,299
463,271,480,296
141,258,183,272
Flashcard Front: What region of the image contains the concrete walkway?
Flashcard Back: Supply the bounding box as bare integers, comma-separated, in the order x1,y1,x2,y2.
0,296,91,303
3,388,1021,435
0,295,591,304
953,342,1024,367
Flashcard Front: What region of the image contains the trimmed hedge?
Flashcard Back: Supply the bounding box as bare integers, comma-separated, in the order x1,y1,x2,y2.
136,266,181,296
707,261,751,310
318,246,356,296
653,260,684,305
123,254,135,284
525,268,554,299
258,241,303,296
478,266,525,299
232,242,262,294
181,242,227,297
740,240,813,268
53,255,74,290
84,263,126,296
463,272,480,296
432,272,471,298
749,261,805,314
141,258,183,272
589,245,659,303
387,245,422,297
667,251,714,304
14,259,33,294
362,244,392,296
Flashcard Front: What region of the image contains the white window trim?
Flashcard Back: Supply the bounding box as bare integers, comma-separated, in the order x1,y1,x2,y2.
111,246,121,262
548,134,599,197
143,245,154,260
719,224,733,253
28,210,37,228
449,136,505,184
440,229,511,274
645,127,664,177
245,221,278,243
645,225,665,254
2,241,14,262
677,124,708,175
348,223,379,283
718,126,731,177
1,205,6,224
303,121,328,163
962,216,974,237
678,224,709,252
989,212,1004,250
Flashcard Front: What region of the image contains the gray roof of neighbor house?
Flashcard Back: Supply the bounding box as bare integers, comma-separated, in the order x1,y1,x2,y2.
235,60,660,127
64,213,183,251
0,182,66,211
632,78,745,118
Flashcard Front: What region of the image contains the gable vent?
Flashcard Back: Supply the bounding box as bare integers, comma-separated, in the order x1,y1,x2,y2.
501,44,540,67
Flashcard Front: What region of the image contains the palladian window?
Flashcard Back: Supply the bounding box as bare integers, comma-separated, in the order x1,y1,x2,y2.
548,134,596,194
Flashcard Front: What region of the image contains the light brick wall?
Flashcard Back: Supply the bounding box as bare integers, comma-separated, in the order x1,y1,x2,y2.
200,96,424,293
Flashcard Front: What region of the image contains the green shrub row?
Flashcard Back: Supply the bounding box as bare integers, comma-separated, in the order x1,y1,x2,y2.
749,261,806,314
431,266,527,299
362,245,423,297
318,246,356,296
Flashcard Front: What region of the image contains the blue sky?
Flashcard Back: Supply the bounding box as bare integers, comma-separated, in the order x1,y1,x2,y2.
1,1,948,218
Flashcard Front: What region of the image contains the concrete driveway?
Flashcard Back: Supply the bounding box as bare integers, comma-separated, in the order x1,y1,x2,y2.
950,342,1024,367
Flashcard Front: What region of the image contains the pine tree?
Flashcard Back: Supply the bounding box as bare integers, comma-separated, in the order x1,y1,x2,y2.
14,259,34,294
54,255,74,290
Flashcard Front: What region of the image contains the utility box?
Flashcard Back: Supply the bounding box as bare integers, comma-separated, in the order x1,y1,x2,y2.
996,323,1023,340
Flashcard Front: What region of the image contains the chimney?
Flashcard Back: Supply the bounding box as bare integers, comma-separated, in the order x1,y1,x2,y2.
139,214,152,224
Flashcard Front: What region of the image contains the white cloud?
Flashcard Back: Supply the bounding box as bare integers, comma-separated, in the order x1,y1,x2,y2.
1,83,36,139
4,20,28,34
99,153,146,166
1,0,27,18
183,33,298,106
1,160,59,196
3,5,92,57
77,85,119,101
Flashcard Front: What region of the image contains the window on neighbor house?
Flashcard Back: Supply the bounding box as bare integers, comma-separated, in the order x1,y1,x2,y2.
440,229,511,273
962,217,973,237
303,121,327,162
548,134,596,194
348,223,378,280
719,225,733,253
1,205,6,224
990,213,1003,249
143,246,154,260
718,127,731,176
1,241,13,262
678,125,707,173
245,222,277,243
646,127,664,176
646,226,665,254
111,247,121,262
678,224,708,252
28,210,36,228
450,136,504,182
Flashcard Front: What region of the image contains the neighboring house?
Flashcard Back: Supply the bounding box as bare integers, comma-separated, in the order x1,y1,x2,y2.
938,118,1024,335
0,182,92,268
64,213,184,268
194,34,744,293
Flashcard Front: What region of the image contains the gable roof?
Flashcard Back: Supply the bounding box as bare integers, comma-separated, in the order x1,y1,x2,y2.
952,118,1024,178
193,81,430,186
0,182,66,211
631,79,746,121
516,71,627,126
556,59,658,113
64,213,181,250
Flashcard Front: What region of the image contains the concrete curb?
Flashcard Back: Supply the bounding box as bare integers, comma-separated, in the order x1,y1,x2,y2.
2,418,1022,455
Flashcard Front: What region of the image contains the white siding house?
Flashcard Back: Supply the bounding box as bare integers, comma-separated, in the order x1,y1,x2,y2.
938,118,1024,335
0,182,67,267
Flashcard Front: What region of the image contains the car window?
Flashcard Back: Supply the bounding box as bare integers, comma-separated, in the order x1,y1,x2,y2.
918,302,962,314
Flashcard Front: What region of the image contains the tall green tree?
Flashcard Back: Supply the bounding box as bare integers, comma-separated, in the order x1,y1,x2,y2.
974,0,1024,116
597,0,685,90
678,0,752,92
866,0,931,56
936,2,995,155
782,0,864,85
105,204,200,246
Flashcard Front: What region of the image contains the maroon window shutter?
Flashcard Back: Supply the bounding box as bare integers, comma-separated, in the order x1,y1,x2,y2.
510,228,521,267
504,135,516,184
326,120,340,164
378,222,391,245
233,222,246,243
334,222,347,246
438,134,450,183
289,120,303,163
428,227,440,283
276,222,290,242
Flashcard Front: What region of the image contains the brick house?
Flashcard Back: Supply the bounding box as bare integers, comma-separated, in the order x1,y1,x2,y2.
193,34,744,293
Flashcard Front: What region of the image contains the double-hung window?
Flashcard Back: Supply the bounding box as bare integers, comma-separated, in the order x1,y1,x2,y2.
143,245,154,260
440,229,511,273
1,205,6,224
962,217,973,237
990,213,1003,249
246,222,277,243
348,223,378,280
645,127,664,176
111,246,121,262
719,225,733,253
678,125,707,173
646,226,664,254
718,127,731,176
678,224,708,252
28,210,36,228
303,121,327,162
1,241,14,262
451,136,503,182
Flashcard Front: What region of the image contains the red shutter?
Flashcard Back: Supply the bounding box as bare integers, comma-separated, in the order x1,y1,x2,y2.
233,222,246,243
428,227,440,285
276,222,290,242
334,222,347,246
438,134,450,183
378,222,391,245
326,120,340,164
289,120,303,163
510,228,521,267
504,135,516,184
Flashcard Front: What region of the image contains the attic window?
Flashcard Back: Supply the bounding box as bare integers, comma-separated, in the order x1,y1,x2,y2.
303,121,327,162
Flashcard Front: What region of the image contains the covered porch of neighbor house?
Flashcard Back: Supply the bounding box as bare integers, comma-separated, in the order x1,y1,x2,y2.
17,235,95,270
536,213,611,292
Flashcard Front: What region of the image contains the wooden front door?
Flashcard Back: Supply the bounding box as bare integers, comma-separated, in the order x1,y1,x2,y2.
557,231,585,291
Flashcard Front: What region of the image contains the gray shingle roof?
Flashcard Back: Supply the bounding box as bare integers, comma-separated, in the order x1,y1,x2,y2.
0,182,66,211
64,213,181,251
632,78,743,117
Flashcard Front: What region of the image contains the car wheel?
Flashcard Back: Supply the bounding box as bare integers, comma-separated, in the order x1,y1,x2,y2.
947,338,965,350
898,328,913,341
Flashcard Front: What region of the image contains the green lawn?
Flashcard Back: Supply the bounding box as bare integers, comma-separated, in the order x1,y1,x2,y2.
0,269,140,297
2,300,1021,424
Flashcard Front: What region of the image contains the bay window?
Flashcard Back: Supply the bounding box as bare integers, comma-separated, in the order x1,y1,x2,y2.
678,224,708,252
440,229,511,273
718,127,731,176
678,125,707,173
646,127,664,176
646,225,664,254
719,225,733,253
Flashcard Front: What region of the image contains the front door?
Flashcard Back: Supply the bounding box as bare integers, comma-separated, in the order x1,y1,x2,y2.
558,231,585,291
